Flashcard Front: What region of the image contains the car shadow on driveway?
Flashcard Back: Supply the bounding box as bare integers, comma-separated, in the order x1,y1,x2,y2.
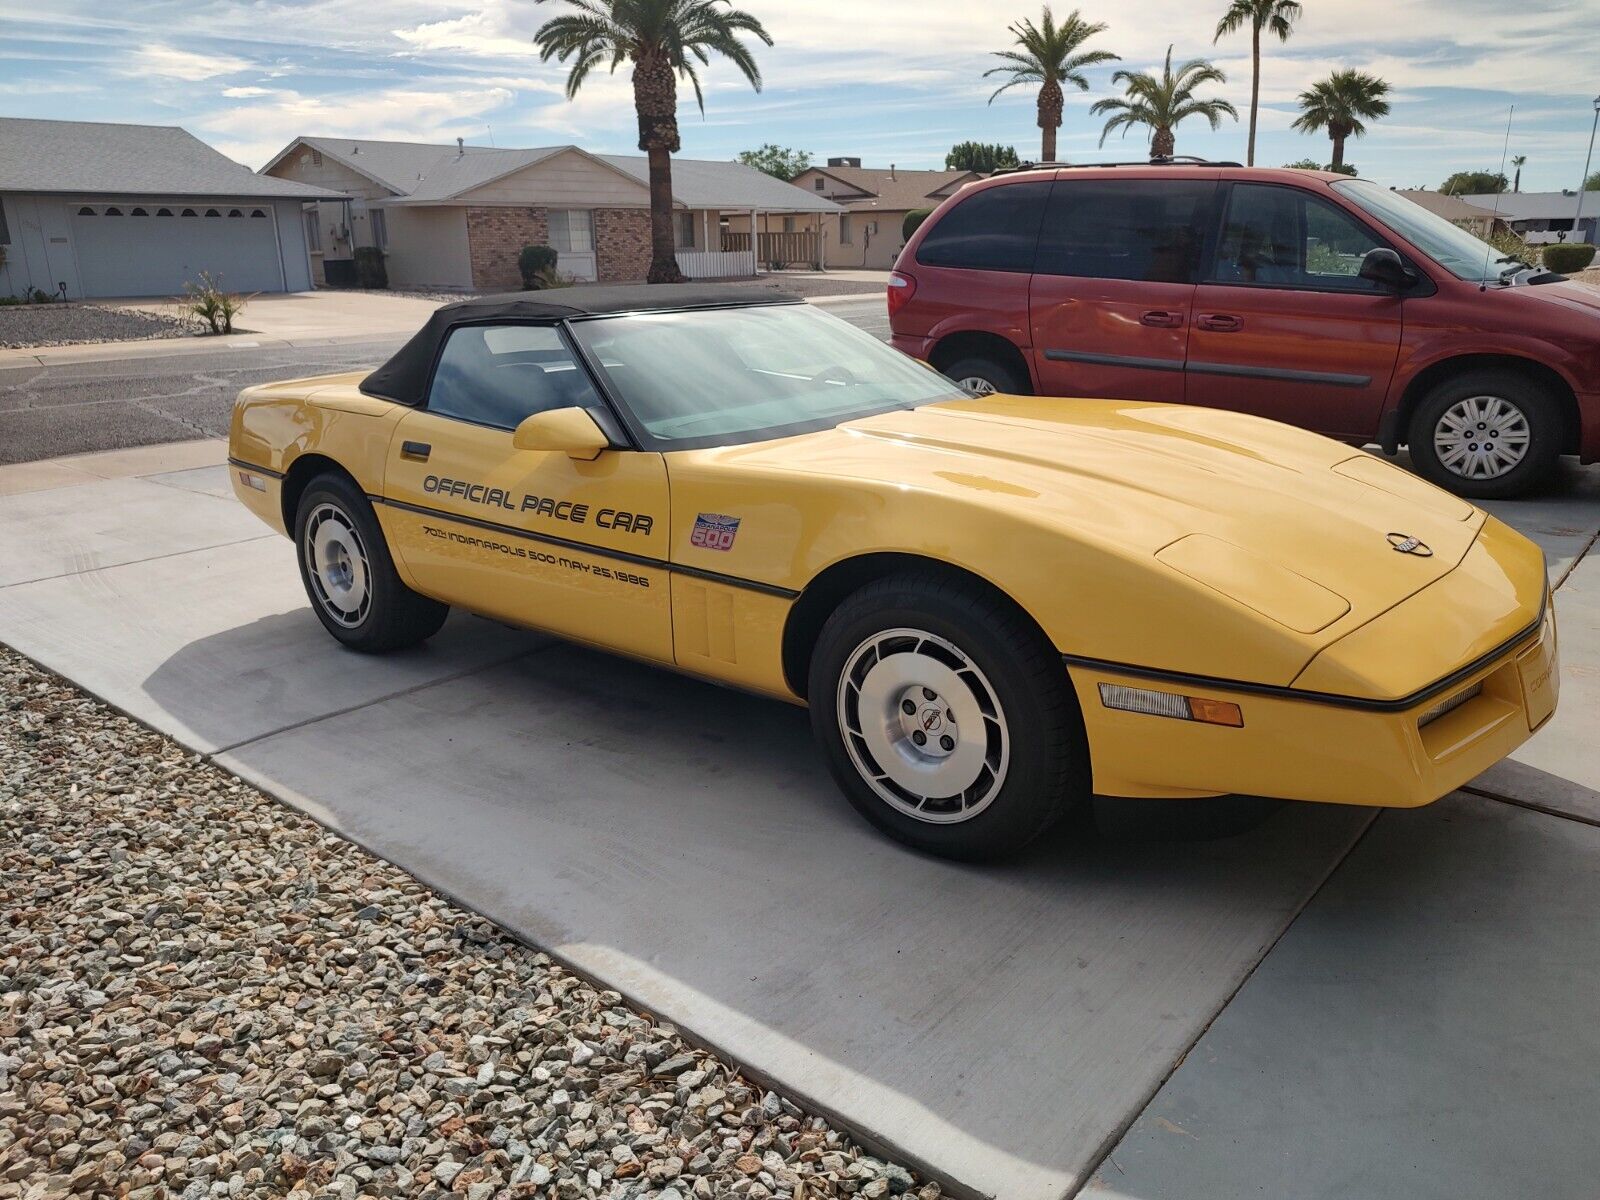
142,607,1373,1200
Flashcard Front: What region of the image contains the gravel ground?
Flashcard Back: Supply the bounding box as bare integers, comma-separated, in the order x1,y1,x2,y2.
0,306,203,350
0,646,929,1200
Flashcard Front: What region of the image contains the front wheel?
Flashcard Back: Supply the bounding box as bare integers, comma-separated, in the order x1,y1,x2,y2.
1406,369,1562,498
808,572,1088,860
294,474,449,652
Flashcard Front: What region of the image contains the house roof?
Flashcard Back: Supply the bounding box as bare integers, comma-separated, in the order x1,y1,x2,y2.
1393,190,1501,221
798,165,977,212
1459,191,1595,221
264,136,841,212
0,118,337,199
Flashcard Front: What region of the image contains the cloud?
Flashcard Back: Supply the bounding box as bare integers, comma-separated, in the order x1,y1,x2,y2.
129,43,252,81
391,10,538,58
221,86,274,98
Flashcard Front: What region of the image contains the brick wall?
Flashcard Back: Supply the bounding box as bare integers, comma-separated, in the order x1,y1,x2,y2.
465,207,548,290
594,209,652,283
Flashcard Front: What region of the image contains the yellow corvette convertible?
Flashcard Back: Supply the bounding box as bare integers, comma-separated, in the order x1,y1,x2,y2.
229,285,1558,859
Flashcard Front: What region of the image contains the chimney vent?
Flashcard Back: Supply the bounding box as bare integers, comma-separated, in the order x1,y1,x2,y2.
890,163,896,181
457,136,465,157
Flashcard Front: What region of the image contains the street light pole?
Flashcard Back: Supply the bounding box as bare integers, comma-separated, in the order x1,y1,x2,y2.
1574,94,1600,245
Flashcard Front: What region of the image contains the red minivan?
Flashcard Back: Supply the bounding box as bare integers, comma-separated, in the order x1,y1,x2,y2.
888,163,1600,498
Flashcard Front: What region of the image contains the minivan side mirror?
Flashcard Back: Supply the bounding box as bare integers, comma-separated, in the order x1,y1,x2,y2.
512,407,610,460
1358,247,1417,291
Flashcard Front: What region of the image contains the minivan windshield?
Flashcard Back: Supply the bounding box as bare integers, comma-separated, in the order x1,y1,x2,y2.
1333,179,1516,283
569,303,964,450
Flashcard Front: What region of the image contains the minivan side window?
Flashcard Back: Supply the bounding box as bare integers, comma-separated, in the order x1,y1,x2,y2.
1035,179,1215,283
1210,183,1389,292
914,181,1050,273
427,324,600,430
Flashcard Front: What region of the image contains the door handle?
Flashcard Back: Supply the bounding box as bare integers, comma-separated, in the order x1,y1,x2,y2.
1140,309,1184,328
400,441,431,462
1198,313,1243,333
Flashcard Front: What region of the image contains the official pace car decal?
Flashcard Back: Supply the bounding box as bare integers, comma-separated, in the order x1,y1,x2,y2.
421,474,653,534
691,513,741,551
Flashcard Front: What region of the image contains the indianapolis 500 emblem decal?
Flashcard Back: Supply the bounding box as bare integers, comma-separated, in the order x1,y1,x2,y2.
691,513,741,551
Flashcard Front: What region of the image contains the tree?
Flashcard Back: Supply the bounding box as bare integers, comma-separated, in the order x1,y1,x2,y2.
1440,170,1507,195
535,0,772,284
1587,171,1600,190
945,141,1021,172
1284,157,1322,169
985,7,1119,163
1213,0,1300,167
1291,69,1391,171
1090,45,1237,158
1511,154,1526,193
737,144,811,182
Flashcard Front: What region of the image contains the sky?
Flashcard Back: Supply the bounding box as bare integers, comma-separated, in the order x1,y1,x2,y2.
6,0,1600,192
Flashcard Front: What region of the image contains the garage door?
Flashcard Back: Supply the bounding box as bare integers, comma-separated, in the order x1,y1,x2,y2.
70,203,284,297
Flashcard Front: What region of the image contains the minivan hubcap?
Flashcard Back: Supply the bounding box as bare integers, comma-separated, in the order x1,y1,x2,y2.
957,375,997,396
304,503,371,627
836,628,1009,824
1434,395,1530,480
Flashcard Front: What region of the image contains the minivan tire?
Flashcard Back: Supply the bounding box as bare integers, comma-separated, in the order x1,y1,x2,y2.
1407,369,1562,499
942,356,1030,397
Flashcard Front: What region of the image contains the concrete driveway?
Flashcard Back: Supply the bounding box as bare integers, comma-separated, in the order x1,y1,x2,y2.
1,441,1596,1199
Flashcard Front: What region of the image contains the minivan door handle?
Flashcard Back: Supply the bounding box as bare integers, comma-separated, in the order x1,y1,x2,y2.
1140,309,1184,328
1198,313,1243,333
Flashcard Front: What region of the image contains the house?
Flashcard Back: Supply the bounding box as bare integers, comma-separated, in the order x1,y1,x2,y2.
786,158,979,270
0,117,337,299
1393,190,1506,237
1459,191,1599,246
261,136,842,289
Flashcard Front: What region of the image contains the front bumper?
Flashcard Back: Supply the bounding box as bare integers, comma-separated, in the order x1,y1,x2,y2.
1069,601,1558,807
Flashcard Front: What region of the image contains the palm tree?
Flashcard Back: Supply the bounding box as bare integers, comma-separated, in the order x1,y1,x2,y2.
985,7,1119,163
1290,69,1391,172
534,0,771,284
1091,46,1237,159
1511,154,1526,193
1213,0,1301,166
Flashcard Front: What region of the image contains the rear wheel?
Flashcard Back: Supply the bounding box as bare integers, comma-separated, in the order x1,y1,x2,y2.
941,355,1030,397
1407,369,1562,498
294,474,448,652
808,572,1088,860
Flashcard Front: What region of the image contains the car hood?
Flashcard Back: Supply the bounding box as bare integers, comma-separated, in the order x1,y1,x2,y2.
1510,278,1600,320
727,395,1484,635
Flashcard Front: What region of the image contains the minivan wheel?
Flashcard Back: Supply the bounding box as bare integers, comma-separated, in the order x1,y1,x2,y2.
941,355,1030,397
1407,369,1561,499
807,571,1088,861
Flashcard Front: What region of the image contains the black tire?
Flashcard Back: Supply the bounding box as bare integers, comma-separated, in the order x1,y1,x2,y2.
294,473,449,652
1406,369,1563,499
941,355,1030,397
807,571,1089,861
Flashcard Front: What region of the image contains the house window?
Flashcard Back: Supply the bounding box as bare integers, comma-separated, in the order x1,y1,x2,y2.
783,216,795,233
204,209,220,218
839,215,852,245
250,209,267,218
304,209,322,252
813,178,824,191
370,208,388,250
77,206,96,216
227,208,243,218
548,210,593,254
677,212,696,248
131,207,149,217
312,149,323,167
181,208,197,217
157,208,173,217
104,207,123,216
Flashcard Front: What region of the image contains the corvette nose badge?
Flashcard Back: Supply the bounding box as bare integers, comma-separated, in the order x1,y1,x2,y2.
1387,532,1433,557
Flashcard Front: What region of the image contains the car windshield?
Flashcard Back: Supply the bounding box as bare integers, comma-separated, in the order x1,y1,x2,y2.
1332,179,1514,283
567,302,964,450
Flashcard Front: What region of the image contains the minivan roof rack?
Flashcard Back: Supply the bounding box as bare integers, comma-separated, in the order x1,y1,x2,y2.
989,155,1243,175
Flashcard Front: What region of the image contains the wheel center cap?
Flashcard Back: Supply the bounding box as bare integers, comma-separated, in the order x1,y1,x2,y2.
919,706,944,733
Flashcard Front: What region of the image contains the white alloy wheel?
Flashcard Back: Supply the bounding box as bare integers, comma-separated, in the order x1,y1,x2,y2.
1432,394,1531,481
957,375,997,396
303,502,371,628
835,627,1010,824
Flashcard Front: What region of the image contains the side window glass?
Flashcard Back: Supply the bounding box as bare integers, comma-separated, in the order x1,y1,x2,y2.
1212,184,1387,291
426,324,599,430
914,181,1050,273
1036,180,1214,283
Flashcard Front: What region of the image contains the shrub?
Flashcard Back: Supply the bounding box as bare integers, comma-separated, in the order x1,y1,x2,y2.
182,272,247,334
1542,243,1596,274
530,264,571,290
519,244,559,289
354,246,388,289
903,209,934,241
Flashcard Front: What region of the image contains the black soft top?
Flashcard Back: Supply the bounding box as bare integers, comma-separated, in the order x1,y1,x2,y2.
360,282,799,406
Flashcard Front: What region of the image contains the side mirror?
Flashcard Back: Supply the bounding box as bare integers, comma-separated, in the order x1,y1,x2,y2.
1358,247,1416,291
512,407,610,461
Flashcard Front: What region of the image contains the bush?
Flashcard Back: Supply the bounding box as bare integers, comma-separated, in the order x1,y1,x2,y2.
182,272,247,334
354,246,388,289
519,244,559,289
903,209,934,241
1542,243,1596,274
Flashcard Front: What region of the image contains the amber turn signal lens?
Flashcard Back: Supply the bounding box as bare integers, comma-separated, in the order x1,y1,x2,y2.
1186,697,1244,727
